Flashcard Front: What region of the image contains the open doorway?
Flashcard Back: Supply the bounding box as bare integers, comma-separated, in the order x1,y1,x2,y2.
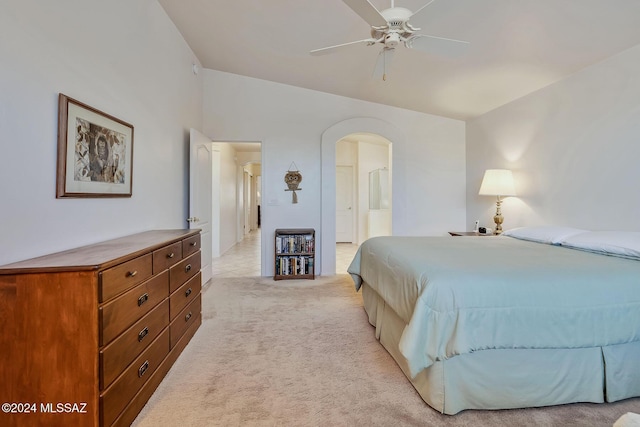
335,133,392,273
321,118,403,276
241,162,261,237
211,141,262,278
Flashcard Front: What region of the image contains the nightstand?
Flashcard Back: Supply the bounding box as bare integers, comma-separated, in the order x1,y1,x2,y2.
448,231,495,236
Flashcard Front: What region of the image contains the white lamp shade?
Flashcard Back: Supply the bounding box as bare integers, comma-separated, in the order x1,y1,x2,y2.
478,169,516,196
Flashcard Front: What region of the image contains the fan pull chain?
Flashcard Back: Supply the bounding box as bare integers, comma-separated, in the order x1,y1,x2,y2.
383,49,387,81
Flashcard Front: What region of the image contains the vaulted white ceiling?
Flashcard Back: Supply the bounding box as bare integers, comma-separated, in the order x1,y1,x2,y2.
158,0,640,120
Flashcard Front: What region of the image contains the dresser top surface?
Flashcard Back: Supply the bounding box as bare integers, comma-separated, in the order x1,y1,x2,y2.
0,229,200,274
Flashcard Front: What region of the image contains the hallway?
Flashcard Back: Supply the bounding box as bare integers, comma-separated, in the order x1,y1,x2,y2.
210,231,359,278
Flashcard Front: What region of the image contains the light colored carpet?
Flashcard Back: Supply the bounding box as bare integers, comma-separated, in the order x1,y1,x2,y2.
132,275,640,426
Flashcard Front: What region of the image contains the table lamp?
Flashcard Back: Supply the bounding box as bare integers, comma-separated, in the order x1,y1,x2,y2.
478,169,516,235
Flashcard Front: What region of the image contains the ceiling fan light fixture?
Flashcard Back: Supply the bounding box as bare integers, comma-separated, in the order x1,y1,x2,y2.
384,33,400,47
380,7,413,28
310,0,470,79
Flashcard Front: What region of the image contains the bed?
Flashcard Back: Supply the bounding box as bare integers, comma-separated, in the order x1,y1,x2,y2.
347,227,640,414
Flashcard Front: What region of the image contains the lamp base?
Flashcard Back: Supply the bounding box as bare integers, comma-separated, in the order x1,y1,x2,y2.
493,197,504,235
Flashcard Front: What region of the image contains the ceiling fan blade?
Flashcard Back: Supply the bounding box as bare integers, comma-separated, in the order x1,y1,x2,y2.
342,0,387,27
406,34,470,57
372,48,395,81
408,0,437,26
310,38,377,56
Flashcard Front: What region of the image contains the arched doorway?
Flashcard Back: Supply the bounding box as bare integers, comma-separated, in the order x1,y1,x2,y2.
336,133,392,243
321,118,404,275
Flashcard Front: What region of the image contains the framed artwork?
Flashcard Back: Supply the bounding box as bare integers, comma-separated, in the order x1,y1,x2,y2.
56,94,134,198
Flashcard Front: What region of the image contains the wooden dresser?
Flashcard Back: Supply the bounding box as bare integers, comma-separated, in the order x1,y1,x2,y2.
0,229,202,427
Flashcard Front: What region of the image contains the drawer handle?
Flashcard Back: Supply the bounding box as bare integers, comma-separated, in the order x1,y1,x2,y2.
185,287,192,297
190,242,198,247
167,252,175,259
138,360,149,378
127,270,138,278
138,293,149,306
185,311,192,322
138,327,149,342
185,264,192,273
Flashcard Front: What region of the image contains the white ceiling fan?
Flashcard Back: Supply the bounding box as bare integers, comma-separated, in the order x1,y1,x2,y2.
310,0,470,81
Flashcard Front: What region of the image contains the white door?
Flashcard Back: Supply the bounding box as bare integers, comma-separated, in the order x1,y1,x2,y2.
336,165,354,243
189,129,213,284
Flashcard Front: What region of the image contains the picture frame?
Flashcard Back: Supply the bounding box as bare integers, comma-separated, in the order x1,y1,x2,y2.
56,93,134,198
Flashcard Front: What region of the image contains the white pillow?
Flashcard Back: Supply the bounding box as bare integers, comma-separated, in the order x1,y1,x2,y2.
560,231,640,260
502,226,588,245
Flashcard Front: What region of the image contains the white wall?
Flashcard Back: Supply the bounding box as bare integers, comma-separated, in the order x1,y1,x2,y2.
202,70,466,276
236,152,262,167
0,0,202,265
466,44,640,232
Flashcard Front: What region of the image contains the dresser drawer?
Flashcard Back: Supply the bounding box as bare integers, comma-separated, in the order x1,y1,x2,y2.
100,270,169,346
169,251,200,293
100,254,153,302
100,300,169,390
182,234,201,258
110,346,174,427
152,242,183,274
170,272,201,321
101,328,170,427
170,295,201,348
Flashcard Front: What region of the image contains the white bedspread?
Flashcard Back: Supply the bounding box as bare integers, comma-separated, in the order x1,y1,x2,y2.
348,236,640,378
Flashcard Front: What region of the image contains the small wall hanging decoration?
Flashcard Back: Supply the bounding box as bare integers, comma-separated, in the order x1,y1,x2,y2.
284,162,302,203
